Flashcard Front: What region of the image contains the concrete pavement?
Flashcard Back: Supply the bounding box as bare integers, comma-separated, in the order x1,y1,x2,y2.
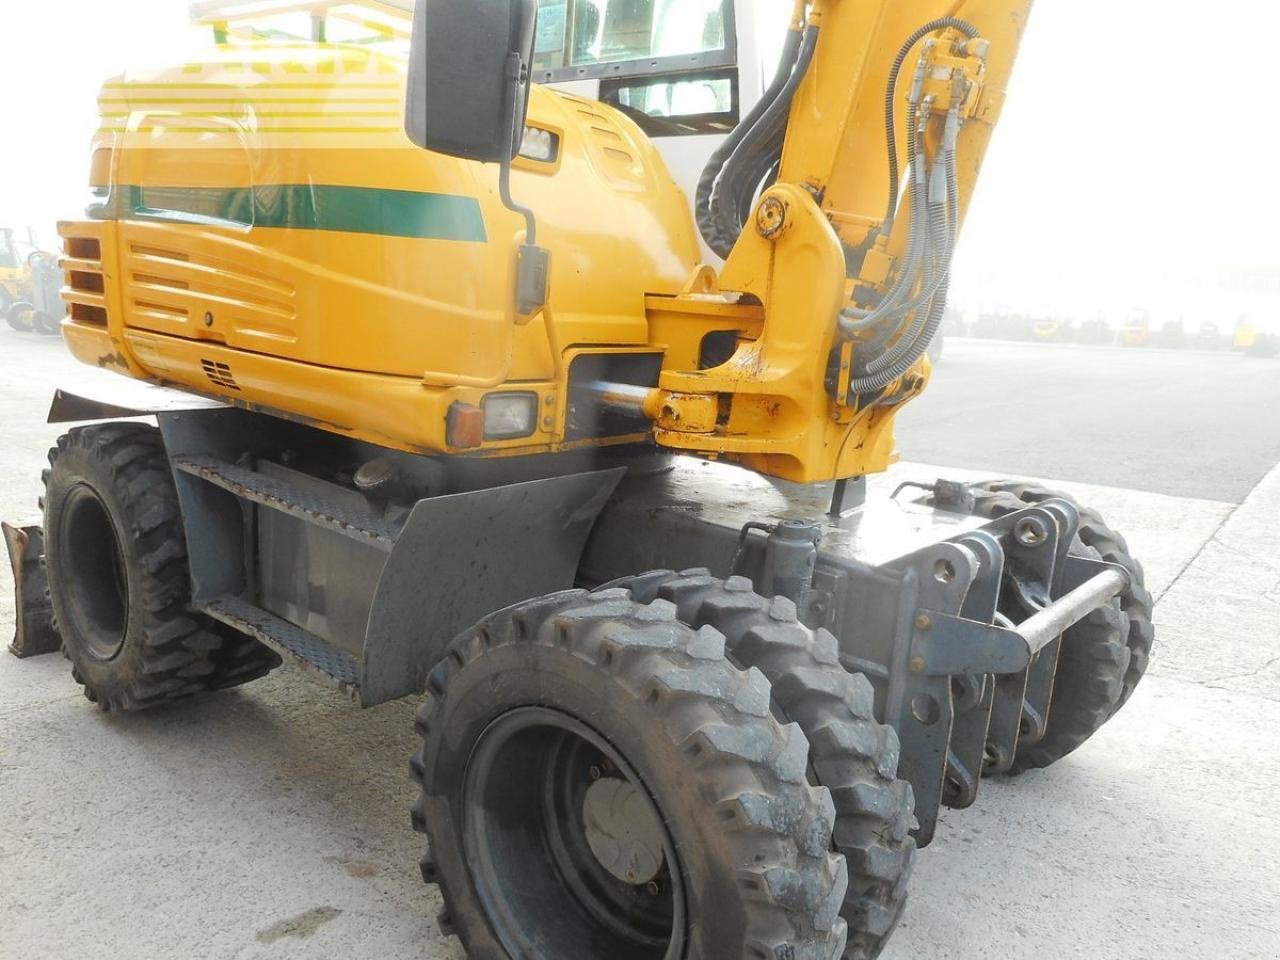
898,339,1280,502
1,333,1278,959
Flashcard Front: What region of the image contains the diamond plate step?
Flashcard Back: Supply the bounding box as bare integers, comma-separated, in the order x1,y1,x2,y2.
200,596,360,697
171,454,398,549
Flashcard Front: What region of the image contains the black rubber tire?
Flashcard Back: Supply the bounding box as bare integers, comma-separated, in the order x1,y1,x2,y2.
951,482,1152,772
43,423,281,712
410,588,850,960
606,571,917,960
6,300,35,332
33,310,60,335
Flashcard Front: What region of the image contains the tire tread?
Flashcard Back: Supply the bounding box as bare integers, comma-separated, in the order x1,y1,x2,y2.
44,423,280,712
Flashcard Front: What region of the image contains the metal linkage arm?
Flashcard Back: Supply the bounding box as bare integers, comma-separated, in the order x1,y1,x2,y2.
910,564,1131,677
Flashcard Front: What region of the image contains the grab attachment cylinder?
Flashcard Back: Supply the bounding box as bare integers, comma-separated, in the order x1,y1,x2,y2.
761,519,822,606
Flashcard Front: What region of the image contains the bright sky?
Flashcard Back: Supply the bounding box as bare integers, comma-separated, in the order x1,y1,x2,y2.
1,1,1275,329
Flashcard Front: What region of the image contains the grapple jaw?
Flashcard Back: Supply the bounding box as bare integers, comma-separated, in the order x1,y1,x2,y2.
3,520,60,659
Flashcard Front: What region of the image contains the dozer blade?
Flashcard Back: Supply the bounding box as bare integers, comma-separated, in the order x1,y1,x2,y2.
3,520,60,658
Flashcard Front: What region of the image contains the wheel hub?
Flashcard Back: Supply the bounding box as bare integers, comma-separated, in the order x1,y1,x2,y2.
583,776,666,886
462,707,685,960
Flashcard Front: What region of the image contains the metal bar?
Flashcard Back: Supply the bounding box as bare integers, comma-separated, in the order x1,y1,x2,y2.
580,380,654,418
911,566,1131,678
828,475,867,516
1017,568,1129,654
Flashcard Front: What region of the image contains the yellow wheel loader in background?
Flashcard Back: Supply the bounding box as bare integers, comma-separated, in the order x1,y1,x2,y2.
0,227,36,331
4,1,1156,956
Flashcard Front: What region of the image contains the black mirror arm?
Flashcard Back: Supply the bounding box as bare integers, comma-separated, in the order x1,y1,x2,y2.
497,50,549,316
498,52,537,246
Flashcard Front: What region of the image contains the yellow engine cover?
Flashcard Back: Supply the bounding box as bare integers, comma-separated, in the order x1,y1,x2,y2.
63,40,702,456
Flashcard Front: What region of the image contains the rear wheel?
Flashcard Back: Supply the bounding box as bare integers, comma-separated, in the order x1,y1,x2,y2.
411,588,850,960
43,423,280,711
606,571,916,960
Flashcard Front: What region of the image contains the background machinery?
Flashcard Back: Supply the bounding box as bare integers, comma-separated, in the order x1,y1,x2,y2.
0,226,35,330
4,250,64,334
0,227,63,334
4,0,1156,957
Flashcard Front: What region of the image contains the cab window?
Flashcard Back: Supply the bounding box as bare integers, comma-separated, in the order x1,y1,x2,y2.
533,0,735,82
600,68,738,136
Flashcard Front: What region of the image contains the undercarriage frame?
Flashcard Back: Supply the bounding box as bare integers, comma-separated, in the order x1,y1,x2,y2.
5,387,1128,844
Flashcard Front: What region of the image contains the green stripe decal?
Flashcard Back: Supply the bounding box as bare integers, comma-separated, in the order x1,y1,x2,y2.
94,184,487,243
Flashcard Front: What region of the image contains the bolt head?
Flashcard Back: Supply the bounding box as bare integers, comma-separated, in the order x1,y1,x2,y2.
353,457,397,492
1015,518,1048,546
756,196,788,239
909,655,927,674
915,613,932,630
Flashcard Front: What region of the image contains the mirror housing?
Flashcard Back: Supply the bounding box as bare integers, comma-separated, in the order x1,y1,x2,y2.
405,0,539,163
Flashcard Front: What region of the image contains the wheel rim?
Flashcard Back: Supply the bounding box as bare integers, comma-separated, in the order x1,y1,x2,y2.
58,484,129,660
462,707,686,960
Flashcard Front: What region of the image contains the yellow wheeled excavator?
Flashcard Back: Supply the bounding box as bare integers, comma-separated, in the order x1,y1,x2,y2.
4,1,1155,957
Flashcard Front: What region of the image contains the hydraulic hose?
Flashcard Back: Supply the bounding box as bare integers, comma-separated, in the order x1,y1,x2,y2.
862,189,951,375
694,27,801,257
838,102,931,338
709,26,818,254
696,24,819,258
879,17,979,236
847,145,959,393
842,16,978,398
860,110,961,374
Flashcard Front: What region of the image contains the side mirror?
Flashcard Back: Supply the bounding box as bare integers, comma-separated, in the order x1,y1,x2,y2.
405,0,539,163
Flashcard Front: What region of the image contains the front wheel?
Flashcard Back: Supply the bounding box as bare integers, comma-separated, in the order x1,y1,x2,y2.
410,589,850,960
608,571,917,960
